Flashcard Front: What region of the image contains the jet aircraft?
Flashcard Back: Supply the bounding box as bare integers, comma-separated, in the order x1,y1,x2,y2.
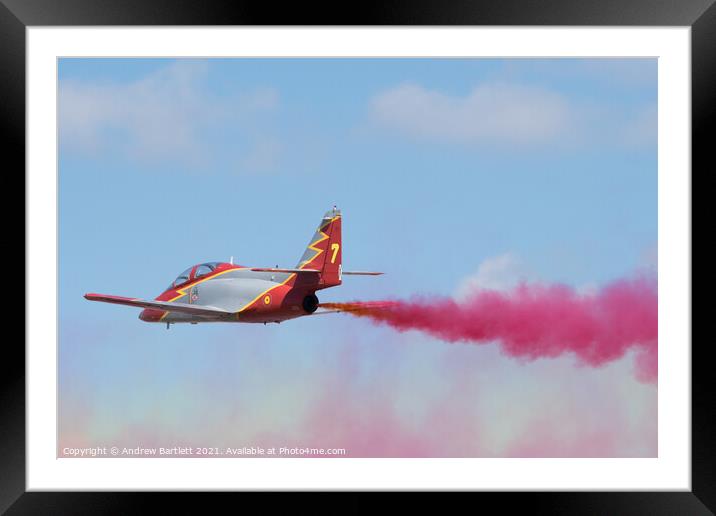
85,207,382,327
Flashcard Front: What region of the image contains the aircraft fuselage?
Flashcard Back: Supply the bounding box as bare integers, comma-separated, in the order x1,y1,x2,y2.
139,264,323,324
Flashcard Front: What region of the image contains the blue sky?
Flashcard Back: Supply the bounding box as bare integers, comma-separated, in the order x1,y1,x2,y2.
58,58,657,457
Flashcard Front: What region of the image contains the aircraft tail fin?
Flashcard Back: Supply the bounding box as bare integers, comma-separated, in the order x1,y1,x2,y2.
296,206,342,288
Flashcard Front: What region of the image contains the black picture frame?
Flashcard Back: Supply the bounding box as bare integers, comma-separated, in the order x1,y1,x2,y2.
5,0,709,512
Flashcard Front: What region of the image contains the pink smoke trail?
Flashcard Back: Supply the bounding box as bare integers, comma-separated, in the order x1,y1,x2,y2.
322,275,657,382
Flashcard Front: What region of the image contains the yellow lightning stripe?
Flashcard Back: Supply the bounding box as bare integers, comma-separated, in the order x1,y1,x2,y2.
159,267,247,321
235,216,339,315
298,216,340,269
236,272,296,316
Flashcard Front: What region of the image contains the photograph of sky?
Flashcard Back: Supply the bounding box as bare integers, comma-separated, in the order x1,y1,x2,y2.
59,58,657,457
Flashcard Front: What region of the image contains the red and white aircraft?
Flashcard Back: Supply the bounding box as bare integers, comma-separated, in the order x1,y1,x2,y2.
85,207,382,327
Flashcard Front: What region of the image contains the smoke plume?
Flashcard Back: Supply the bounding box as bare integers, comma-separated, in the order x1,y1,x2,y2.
322,275,657,382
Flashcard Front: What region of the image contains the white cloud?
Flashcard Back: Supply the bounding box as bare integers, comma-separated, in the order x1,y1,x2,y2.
370,81,657,150
454,253,536,299
59,61,279,166
370,82,571,146
455,250,656,300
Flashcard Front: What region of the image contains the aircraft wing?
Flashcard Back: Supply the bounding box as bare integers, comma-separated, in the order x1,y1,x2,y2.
84,293,232,318
250,268,320,274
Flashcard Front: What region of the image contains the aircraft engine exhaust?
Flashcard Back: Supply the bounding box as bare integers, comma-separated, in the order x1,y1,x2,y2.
320,275,657,382
302,293,319,314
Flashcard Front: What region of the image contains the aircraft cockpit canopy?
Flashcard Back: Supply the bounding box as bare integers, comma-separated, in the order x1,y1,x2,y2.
168,262,223,290
169,266,193,289
194,262,222,278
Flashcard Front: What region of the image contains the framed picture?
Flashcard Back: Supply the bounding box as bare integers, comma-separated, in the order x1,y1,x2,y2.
7,0,709,511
